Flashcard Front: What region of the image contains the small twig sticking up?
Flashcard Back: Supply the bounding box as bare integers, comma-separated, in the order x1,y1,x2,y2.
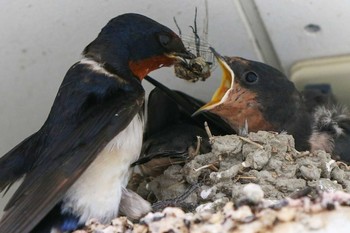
204,121,213,138
193,136,202,155
188,136,203,159
238,136,264,149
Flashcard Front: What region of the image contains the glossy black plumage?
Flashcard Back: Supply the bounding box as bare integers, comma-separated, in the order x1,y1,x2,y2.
133,87,212,176
1,62,144,233
0,13,192,233
131,76,233,177
144,76,234,136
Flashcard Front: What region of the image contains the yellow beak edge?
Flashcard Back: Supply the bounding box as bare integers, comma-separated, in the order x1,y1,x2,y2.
193,49,234,116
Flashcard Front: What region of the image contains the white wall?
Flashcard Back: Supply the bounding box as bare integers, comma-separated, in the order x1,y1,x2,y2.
255,0,350,73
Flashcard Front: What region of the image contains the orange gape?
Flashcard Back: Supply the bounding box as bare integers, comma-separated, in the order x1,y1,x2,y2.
210,83,275,133
129,55,175,80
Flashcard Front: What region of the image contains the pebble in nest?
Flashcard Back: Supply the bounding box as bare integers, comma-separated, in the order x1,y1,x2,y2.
75,187,350,233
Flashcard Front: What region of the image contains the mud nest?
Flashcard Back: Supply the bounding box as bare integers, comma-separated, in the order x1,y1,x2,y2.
75,131,350,232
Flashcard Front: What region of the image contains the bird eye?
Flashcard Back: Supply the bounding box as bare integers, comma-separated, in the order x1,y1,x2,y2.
244,72,258,84
158,33,172,48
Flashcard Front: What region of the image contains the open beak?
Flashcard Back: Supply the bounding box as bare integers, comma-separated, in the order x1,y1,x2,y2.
193,47,234,116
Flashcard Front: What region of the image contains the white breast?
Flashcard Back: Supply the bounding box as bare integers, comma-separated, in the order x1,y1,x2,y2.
62,114,144,224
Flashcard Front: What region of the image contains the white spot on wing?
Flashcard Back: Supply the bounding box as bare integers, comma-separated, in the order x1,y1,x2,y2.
80,58,116,78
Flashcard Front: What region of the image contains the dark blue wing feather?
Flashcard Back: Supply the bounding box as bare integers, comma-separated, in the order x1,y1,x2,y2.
0,63,144,233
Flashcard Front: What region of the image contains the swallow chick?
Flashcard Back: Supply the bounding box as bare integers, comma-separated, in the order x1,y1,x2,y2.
132,87,211,177
196,48,350,161
196,48,312,151
310,104,350,162
0,13,193,233
301,84,350,162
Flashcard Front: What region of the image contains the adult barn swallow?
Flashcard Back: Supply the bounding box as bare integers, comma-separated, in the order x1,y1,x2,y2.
0,13,192,233
196,48,312,151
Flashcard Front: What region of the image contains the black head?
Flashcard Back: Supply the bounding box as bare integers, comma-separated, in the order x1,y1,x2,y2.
225,56,297,104
197,48,298,118
83,13,193,79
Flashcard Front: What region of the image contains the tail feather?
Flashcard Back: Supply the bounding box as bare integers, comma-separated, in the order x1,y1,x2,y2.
0,133,38,194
